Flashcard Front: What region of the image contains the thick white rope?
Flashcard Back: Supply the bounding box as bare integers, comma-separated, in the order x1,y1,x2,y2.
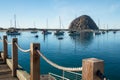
37,50,82,71
5,39,12,45
15,43,30,53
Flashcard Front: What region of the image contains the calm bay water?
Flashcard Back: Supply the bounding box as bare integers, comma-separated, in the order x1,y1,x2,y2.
0,31,120,80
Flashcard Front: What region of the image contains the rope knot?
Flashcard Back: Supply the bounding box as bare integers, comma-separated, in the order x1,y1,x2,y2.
96,70,107,80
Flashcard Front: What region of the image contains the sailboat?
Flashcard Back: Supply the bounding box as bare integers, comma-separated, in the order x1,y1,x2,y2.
94,19,101,35
102,24,105,34
106,24,109,33
69,31,80,36
94,30,101,35
31,22,38,33
102,31,105,34
6,15,21,35
54,16,64,36
42,19,52,35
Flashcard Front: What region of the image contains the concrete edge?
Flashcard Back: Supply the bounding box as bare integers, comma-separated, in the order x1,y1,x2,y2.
17,68,30,80
6,58,30,80
6,58,12,70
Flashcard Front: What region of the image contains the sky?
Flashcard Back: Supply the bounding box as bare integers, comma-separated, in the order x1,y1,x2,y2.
0,0,120,29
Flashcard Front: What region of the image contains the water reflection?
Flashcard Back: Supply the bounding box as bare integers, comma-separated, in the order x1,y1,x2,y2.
70,32,94,46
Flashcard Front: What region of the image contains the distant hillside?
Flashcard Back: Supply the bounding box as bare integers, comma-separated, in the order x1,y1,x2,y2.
69,15,98,31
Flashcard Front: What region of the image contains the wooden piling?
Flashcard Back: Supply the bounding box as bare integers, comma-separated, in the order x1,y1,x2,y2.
3,35,7,63
12,38,18,77
82,58,104,80
30,43,40,80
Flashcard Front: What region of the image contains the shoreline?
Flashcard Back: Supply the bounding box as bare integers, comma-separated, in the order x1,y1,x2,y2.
0,28,120,32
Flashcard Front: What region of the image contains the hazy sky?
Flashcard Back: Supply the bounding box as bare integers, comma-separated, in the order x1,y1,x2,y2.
0,0,120,29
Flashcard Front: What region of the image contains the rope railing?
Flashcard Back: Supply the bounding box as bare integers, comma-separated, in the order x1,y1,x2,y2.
5,39,12,45
37,50,82,72
15,43,30,53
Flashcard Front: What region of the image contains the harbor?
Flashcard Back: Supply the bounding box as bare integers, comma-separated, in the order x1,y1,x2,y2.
0,31,120,80
0,0,120,80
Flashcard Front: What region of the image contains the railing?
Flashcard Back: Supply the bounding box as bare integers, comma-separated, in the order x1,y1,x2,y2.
0,35,108,80
49,71,82,80
49,73,70,80
63,71,82,80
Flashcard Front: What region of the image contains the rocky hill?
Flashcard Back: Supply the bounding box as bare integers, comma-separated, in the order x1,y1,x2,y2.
69,15,98,31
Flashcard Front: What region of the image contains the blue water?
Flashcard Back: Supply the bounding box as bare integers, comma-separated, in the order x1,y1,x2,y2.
0,31,120,80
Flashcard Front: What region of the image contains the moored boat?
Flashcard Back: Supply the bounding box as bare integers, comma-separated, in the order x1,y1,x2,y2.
54,30,64,36
6,15,21,35
42,29,52,35
69,31,80,36
6,28,20,35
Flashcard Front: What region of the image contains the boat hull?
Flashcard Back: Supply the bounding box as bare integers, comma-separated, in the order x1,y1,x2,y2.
6,32,21,35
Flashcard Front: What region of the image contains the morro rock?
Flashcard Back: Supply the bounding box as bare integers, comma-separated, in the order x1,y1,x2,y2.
69,15,98,31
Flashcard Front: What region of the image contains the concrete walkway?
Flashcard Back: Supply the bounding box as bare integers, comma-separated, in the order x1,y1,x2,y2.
0,57,18,80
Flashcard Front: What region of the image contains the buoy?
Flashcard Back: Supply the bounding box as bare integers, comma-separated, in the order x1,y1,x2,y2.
35,35,38,38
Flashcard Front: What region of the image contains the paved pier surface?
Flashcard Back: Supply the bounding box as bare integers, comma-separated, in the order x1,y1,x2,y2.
0,57,54,80
0,57,18,80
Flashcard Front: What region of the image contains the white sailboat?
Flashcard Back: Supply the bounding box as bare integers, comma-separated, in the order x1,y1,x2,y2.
6,15,21,35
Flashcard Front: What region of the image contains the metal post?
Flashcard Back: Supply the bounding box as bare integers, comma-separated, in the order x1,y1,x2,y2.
12,38,18,77
30,43,40,80
76,73,77,80
62,70,64,80
48,73,50,80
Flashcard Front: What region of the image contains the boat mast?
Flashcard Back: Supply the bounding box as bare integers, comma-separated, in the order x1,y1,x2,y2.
98,19,100,29
33,22,36,29
10,20,12,27
59,16,61,29
46,19,48,29
14,14,16,30
107,24,108,30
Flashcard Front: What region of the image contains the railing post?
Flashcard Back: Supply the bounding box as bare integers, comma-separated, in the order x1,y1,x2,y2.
82,58,104,80
12,38,18,77
30,43,40,80
3,35,7,63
